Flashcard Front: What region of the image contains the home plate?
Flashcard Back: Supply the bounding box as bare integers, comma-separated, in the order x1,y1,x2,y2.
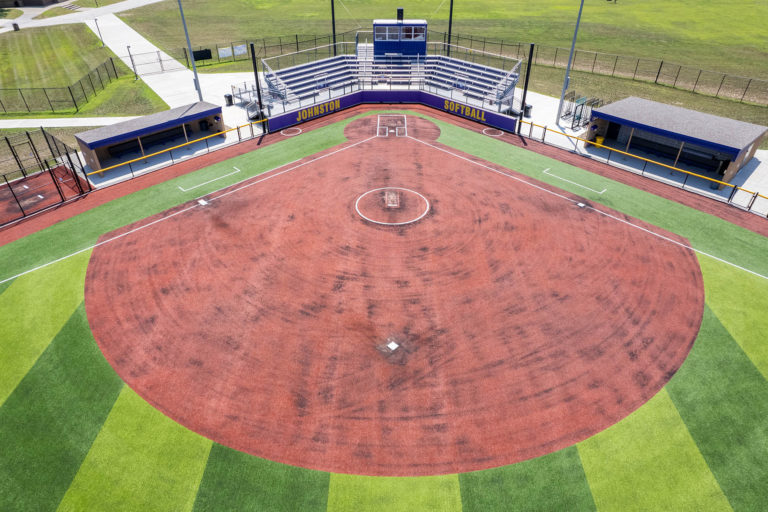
387,340,399,351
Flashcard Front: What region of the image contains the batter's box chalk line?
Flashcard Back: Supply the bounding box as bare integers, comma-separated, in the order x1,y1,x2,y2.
376,114,408,138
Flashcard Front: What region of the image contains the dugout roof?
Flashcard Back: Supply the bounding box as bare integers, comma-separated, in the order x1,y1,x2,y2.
76,102,222,150
592,97,767,157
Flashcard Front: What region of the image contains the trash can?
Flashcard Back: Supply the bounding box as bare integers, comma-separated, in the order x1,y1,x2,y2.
523,104,532,118
595,135,605,146
12,23,20,32
224,94,234,106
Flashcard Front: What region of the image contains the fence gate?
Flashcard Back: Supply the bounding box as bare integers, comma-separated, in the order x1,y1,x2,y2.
0,130,91,227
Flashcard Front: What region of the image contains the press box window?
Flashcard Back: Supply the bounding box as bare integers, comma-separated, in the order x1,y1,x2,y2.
402,26,425,41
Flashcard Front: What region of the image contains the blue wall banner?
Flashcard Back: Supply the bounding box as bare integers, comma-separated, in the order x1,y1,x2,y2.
268,91,517,133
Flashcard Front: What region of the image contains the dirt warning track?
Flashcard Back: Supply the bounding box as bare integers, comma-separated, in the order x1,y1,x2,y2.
85,115,704,476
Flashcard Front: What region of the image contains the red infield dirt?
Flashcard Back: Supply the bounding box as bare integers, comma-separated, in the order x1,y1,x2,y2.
85,114,704,476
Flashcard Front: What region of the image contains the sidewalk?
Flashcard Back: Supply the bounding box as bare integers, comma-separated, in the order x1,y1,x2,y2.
0,117,138,129
0,0,164,33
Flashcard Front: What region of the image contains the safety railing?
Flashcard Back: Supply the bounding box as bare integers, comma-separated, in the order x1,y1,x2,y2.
85,119,268,189
516,119,768,218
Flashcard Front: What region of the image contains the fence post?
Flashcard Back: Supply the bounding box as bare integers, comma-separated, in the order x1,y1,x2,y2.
611,55,618,76
295,34,299,53
18,89,30,112
5,136,26,176
692,69,702,92
87,73,96,96
25,131,46,174
654,60,663,83
632,59,640,80
79,80,87,102
672,65,681,87
110,57,118,79
42,88,55,112
591,52,598,73
553,47,558,66
740,79,752,102
0,97,6,113
96,66,105,89
747,191,759,211
183,47,189,68
727,185,738,203
68,85,79,112
715,74,727,97
3,173,26,218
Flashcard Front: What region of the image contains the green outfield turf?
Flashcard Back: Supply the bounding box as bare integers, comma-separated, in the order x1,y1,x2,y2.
1,110,767,510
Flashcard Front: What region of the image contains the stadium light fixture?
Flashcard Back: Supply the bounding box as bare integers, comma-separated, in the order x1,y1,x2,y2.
557,0,585,123
176,0,203,102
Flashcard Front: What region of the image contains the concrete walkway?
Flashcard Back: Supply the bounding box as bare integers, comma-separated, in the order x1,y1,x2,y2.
0,117,138,128
0,0,164,33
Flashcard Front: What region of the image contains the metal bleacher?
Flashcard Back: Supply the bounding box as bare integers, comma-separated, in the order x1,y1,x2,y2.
246,42,521,116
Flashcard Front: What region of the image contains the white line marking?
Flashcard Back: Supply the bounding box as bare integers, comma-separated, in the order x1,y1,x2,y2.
280,127,302,137
0,136,378,286
3,129,766,286
177,167,242,192
405,135,768,282
482,127,504,137
355,187,430,226
543,168,606,195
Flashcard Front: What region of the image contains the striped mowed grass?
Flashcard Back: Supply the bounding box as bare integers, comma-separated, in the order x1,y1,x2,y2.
0,25,123,89
1,112,767,510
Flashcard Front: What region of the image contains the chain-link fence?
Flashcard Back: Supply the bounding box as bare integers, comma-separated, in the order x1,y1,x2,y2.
0,59,122,114
440,32,767,106
1,129,91,226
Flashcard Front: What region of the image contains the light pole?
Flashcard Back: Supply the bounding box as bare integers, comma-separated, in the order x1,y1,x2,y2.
177,0,203,102
331,0,337,56
94,18,104,48
556,0,585,123
127,45,137,80
447,0,454,57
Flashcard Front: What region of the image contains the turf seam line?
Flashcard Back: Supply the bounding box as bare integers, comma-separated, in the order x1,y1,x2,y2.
0,136,377,286
407,135,768,282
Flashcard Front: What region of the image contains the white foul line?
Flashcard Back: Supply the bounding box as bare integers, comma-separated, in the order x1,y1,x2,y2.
0,136,377,286
543,168,606,195
406,135,768,282
177,167,242,192
2,129,766,285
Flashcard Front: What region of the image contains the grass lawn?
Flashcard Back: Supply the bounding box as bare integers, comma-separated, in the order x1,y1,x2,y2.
34,0,125,19
0,25,126,88
0,74,168,118
1,110,768,509
118,0,768,79
0,8,22,20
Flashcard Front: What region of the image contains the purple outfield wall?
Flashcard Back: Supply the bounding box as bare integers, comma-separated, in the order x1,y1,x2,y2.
267,90,518,133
